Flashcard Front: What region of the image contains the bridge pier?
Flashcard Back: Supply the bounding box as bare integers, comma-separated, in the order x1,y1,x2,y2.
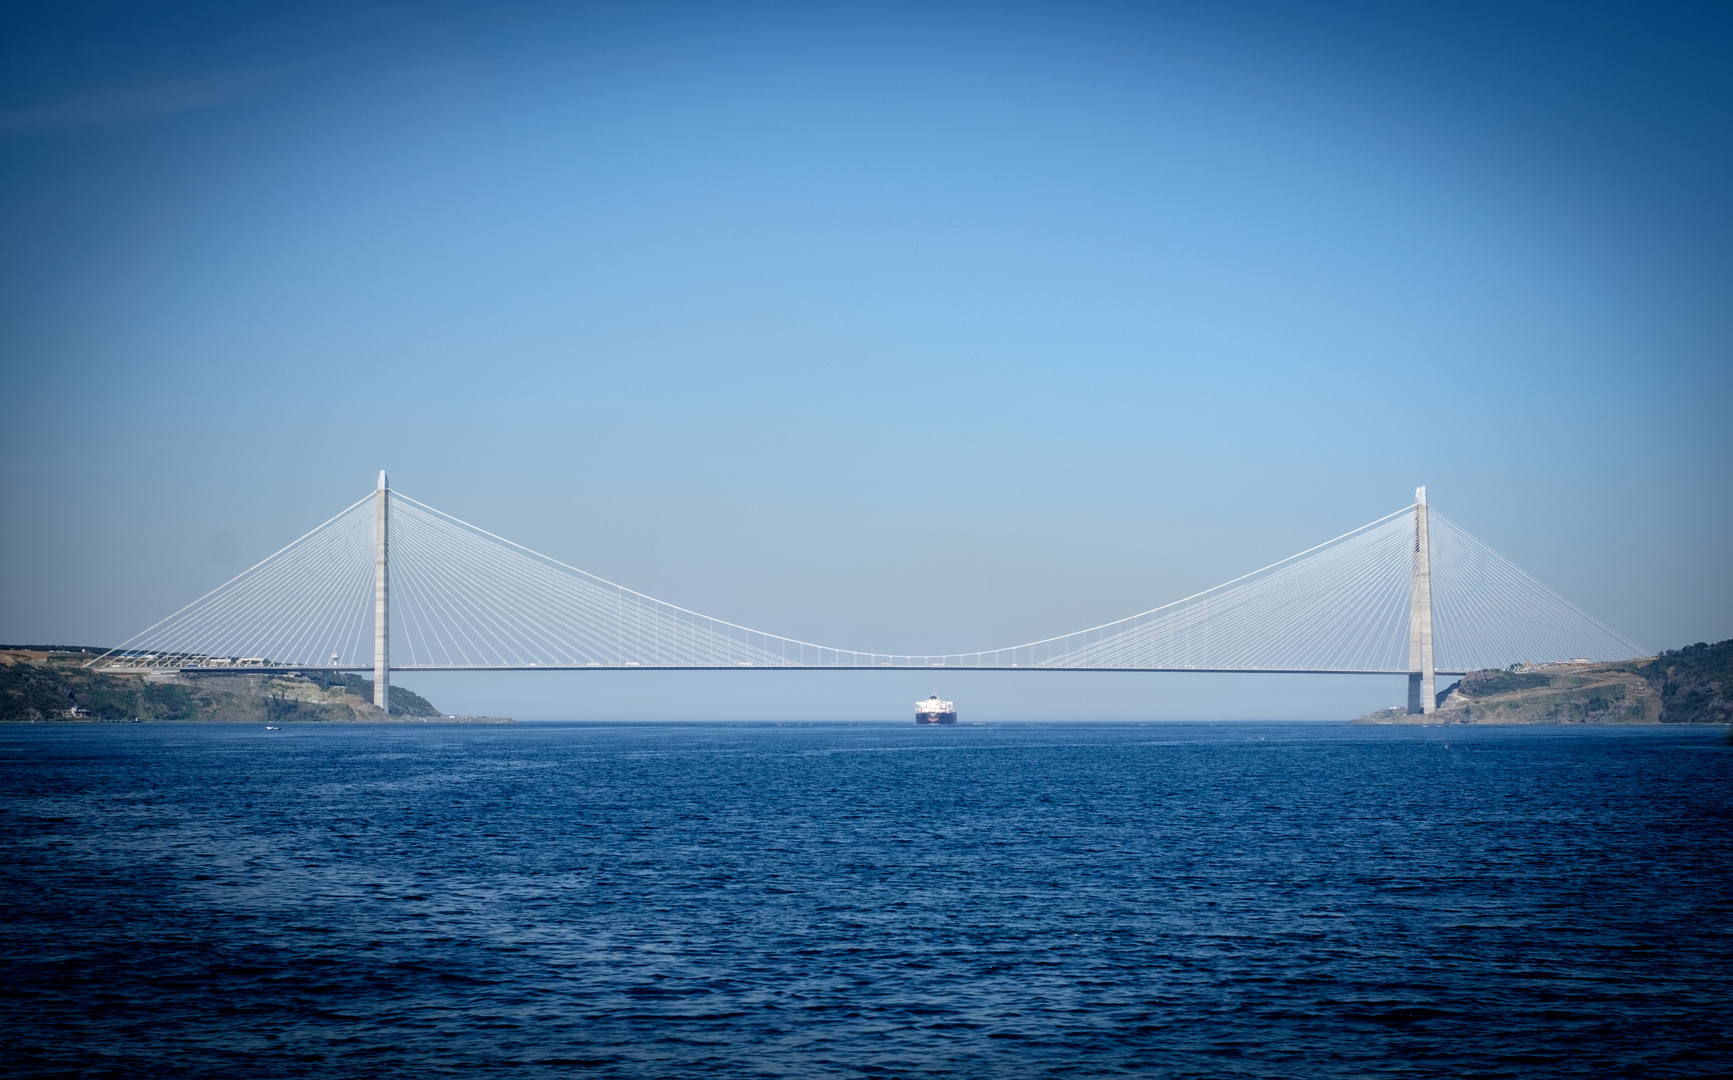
374,470,389,713
1407,486,1435,714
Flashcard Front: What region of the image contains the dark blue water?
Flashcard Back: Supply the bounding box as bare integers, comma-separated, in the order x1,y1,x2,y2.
2,722,1729,1078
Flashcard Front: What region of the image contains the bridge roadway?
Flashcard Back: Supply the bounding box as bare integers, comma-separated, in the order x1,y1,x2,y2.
161,664,1471,676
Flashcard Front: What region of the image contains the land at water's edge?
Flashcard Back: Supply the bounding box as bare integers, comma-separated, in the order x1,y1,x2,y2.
1353,638,1733,726
0,648,512,723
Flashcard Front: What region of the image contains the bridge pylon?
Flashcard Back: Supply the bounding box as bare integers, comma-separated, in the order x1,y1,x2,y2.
1407,485,1436,714
374,470,389,712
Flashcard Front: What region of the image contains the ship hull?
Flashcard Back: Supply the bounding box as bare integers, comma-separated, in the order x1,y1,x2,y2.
915,711,958,725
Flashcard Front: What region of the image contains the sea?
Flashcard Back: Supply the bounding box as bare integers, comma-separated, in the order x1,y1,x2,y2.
2,721,1729,1078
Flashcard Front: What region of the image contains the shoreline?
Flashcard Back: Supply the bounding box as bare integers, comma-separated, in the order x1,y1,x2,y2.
0,715,515,724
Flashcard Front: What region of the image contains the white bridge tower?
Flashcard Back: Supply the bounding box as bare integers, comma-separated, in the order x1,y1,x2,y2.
1407,485,1435,714
373,470,390,712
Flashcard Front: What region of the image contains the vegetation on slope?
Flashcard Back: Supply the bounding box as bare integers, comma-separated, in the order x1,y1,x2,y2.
0,654,196,720
1638,639,1733,725
1354,638,1733,724
0,649,441,721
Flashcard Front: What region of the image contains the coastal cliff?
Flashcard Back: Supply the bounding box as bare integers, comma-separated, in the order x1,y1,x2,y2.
0,648,506,722
1353,638,1733,725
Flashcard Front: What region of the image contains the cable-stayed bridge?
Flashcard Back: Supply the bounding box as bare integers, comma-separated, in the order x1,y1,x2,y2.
93,473,1642,716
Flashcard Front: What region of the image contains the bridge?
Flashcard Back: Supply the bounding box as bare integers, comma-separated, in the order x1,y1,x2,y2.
92,473,1642,716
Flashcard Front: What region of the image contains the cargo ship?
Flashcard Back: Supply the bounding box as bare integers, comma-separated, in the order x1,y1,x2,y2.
915,695,957,724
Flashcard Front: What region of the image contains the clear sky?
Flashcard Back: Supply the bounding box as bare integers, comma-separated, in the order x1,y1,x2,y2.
2,1,1728,719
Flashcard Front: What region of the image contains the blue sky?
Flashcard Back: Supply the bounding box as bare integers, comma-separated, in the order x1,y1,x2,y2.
2,1,1728,719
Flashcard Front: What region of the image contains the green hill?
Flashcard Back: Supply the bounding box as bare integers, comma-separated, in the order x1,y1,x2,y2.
1641,639,1733,725
1354,638,1733,725
0,649,446,722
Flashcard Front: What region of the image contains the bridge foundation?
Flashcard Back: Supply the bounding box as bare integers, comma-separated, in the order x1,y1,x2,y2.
374,470,389,713
1407,486,1435,714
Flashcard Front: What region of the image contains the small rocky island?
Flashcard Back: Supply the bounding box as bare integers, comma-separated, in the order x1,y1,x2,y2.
1353,638,1733,725
0,647,510,723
